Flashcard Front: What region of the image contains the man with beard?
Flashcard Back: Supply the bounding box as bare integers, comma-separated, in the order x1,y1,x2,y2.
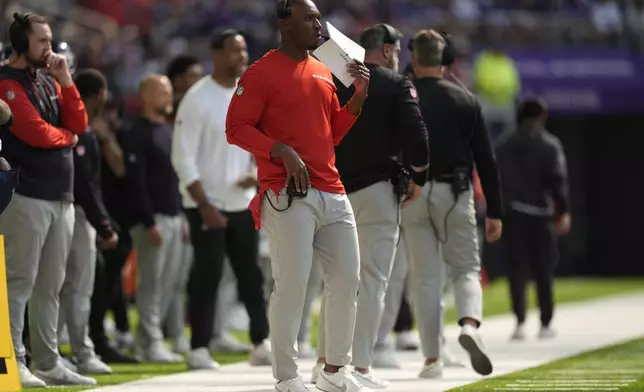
0,12,92,387
226,0,370,390
172,28,272,370
313,23,429,389
122,74,184,363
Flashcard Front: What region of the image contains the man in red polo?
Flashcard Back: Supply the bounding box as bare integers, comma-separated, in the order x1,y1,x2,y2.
226,1,371,391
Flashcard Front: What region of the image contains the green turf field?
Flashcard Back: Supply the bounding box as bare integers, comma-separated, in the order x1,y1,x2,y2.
449,337,644,391
26,277,644,392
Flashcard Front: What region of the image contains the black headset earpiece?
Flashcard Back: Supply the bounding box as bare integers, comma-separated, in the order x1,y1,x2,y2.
278,0,292,19
438,30,455,67
10,12,32,54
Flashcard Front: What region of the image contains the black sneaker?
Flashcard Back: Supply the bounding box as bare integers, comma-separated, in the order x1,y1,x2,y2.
96,346,140,364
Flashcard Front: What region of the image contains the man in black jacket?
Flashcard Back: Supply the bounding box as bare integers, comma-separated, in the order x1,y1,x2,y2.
314,23,429,389
58,69,118,375
496,98,571,342
401,29,503,380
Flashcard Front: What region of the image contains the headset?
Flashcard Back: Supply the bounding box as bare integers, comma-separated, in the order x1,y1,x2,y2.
278,0,291,19
10,13,34,54
407,29,455,68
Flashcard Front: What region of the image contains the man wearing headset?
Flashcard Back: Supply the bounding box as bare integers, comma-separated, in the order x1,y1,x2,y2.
313,23,429,389
401,29,503,379
0,13,93,387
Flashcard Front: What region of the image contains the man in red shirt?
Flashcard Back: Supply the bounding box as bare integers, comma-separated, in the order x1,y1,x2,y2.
0,13,92,387
226,1,370,390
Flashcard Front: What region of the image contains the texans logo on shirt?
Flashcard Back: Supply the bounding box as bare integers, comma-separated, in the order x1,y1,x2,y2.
6,90,15,101
76,145,86,156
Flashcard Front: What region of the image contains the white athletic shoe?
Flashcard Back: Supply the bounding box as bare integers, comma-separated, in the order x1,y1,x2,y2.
419,361,443,379
316,367,373,392
33,361,97,386
187,348,220,370
173,335,191,354
210,331,251,353
298,341,316,359
395,330,420,351
372,346,401,369
249,341,273,366
143,341,184,364
539,326,557,340
18,362,47,388
76,355,112,374
352,369,389,389
442,345,466,368
510,324,526,341
115,331,134,351
276,376,310,391
310,362,324,384
458,324,493,376
60,356,78,372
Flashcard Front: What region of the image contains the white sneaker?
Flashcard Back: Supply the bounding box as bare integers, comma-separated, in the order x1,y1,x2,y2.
144,341,184,364
116,331,134,350
395,330,420,351
210,331,251,353
33,361,97,386
316,367,373,392
511,324,526,341
249,341,273,366
76,355,112,374
539,326,557,340
187,348,220,370
173,335,191,354
298,341,316,359
60,356,78,372
276,376,310,391
372,347,401,369
458,324,493,376
352,369,389,389
18,362,47,388
419,361,443,378
310,362,324,384
442,345,466,368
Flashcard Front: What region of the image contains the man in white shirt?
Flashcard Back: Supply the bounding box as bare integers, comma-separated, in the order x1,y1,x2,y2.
171,28,272,370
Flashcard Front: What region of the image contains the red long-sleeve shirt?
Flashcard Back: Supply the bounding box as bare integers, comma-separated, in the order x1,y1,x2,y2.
0,68,88,202
0,79,87,147
226,50,358,229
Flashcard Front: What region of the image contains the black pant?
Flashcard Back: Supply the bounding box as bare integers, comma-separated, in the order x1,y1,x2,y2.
186,208,269,349
394,295,414,333
89,230,132,348
503,211,558,327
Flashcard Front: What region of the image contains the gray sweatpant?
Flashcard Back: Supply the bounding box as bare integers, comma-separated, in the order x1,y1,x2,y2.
262,188,360,381
375,237,410,349
375,235,453,349
402,182,482,359
164,235,192,341
130,214,183,349
59,207,98,360
0,194,75,370
317,181,399,368
262,251,323,345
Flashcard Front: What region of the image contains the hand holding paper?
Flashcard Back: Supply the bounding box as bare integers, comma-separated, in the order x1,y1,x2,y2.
346,60,370,97
313,22,366,88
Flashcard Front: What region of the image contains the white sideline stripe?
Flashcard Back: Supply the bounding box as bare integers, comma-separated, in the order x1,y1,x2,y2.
494,388,622,391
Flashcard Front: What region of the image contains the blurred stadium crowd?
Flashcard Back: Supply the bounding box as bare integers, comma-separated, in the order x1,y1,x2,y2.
4,0,644,103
